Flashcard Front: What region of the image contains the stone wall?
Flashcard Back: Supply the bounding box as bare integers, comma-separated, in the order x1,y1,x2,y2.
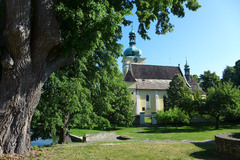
215,133,240,158
83,132,117,142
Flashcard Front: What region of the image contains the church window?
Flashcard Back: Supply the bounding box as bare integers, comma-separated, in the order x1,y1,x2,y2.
142,107,145,111
146,95,150,109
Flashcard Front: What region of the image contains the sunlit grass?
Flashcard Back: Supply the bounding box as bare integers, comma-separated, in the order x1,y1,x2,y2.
44,142,233,160
71,123,240,141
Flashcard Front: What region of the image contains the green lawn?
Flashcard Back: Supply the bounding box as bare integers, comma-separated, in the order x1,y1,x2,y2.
71,123,240,141
42,142,236,160
3,123,239,159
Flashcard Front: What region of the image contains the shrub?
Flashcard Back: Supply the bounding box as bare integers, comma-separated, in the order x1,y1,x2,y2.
155,108,190,128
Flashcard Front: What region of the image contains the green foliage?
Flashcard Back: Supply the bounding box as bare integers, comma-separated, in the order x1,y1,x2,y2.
155,108,190,128
54,0,201,55
54,0,127,57
166,74,193,110
233,60,240,86
199,70,220,92
222,66,235,83
135,0,201,39
223,60,240,87
84,55,135,129
197,82,240,129
32,67,95,141
32,51,135,141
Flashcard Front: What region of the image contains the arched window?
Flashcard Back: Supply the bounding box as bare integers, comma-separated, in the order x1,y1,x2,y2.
146,95,150,109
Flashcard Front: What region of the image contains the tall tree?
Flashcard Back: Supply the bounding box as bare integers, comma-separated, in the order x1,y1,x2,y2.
199,70,220,92
31,60,96,144
166,74,192,110
0,0,201,154
222,66,235,83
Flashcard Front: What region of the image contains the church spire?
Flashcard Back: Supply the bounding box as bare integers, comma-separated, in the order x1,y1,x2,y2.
184,60,190,81
123,27,142,57
129,26,136,46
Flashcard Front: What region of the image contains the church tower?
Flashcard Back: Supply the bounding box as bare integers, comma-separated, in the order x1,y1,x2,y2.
184,60,190,81
122,28,146,76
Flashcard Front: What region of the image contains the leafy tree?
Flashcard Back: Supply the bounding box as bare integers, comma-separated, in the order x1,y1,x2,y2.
198,82,240,129
166,74,192,110
155,107,190,129
222,60,240,87
0,0,201,154
32,71,95,144
32,53,135,143
222,66,235,83
82,52,135,129
199,70,220,92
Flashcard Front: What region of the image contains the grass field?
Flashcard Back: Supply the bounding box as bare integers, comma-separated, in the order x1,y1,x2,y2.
71,123,240,141
39,141,237,160
1,123,239,159
44,123,239,159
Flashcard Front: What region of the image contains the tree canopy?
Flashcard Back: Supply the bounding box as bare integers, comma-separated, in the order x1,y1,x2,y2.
222,66,235,83
197,82,240,129
166,74,192,110
199,70,220,92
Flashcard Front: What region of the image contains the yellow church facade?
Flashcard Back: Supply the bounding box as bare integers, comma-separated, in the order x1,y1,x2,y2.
122,29,206,124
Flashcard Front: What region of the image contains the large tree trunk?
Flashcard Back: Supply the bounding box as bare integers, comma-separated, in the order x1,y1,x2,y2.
0,0,73,155
58,113,72,144
0,76,43,154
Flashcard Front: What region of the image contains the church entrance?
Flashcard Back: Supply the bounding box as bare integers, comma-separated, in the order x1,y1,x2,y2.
144,116,152,124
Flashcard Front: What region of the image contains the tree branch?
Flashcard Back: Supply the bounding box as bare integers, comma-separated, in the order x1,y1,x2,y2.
44,54,75,82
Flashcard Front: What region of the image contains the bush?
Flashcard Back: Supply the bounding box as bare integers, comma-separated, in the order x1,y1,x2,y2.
154,108,190,128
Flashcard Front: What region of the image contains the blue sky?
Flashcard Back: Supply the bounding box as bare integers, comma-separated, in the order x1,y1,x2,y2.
117,0,240,78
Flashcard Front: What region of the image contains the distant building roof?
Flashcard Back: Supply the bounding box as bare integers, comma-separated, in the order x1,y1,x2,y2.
129,64,183,80
124,70,136,82
124,64,183,90
187,77,206,95
136,79,171,90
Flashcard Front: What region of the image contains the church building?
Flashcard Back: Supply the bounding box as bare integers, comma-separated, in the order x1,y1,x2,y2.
122,29,206,124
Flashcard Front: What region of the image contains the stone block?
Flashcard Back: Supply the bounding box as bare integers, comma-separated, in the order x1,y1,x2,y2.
83,132,117,142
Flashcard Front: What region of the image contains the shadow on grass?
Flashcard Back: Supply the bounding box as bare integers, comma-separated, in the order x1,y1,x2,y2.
136,126,214,134
190,142,239,160
135,123,240,134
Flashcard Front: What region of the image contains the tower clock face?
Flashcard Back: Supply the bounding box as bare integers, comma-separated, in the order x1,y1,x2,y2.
134,58,138,62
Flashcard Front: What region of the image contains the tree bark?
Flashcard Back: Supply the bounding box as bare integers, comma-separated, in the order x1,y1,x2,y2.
0,0,73,154
58,113,72,144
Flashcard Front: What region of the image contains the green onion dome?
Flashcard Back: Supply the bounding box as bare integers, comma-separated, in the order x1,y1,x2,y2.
123,28,142,57
124,45,142,57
